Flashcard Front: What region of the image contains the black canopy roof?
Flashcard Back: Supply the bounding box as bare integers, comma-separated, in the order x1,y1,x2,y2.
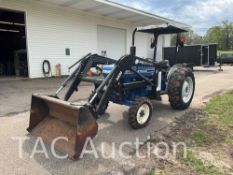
137,24,188,35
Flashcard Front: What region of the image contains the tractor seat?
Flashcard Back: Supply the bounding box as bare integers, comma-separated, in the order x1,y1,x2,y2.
154,60,169,69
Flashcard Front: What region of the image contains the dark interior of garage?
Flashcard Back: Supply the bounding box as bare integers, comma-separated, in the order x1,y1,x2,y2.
0,9,28,77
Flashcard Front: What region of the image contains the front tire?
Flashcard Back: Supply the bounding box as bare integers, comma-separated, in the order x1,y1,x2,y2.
128,97,153,129
168,67,195,110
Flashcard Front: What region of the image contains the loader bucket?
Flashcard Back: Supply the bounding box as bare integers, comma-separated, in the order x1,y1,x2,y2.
27,94,98,160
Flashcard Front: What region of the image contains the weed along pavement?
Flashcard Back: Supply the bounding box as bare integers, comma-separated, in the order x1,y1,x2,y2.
1,66,233,175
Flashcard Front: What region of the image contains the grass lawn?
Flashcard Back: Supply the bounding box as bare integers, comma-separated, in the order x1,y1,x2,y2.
186,91,233,175
181,150,225,175
218,50,233,56
154,91,233,175
205,91,233,130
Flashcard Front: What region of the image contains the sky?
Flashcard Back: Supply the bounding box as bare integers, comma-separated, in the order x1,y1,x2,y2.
111,0,233,36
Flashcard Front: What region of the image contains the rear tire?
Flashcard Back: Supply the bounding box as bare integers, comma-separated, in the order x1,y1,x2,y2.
168,67,195,110
128,97,153,129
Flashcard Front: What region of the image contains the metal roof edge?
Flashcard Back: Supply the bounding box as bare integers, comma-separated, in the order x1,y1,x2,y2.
95,0,191,28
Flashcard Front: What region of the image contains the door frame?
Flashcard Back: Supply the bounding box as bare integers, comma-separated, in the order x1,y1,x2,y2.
0,7,30,77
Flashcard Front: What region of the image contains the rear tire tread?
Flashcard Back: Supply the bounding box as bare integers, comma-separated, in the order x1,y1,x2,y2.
168,67,195,110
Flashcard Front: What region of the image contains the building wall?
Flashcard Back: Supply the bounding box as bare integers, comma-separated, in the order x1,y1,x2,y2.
0,0,170,78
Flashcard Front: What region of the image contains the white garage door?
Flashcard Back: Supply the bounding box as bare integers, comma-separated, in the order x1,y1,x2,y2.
97,25,126,60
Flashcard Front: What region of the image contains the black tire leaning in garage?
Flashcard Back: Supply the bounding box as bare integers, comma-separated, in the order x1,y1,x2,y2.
128,97,153,129
168,67,195,110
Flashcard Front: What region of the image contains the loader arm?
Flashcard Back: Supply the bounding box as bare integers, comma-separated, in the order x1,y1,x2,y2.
88,54,156,115
64,54,116,101
52,54,116,101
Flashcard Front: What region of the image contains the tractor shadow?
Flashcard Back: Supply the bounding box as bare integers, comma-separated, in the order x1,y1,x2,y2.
22,99,194,175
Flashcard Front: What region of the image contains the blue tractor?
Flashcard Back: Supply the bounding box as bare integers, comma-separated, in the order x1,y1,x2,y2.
27,24,195,160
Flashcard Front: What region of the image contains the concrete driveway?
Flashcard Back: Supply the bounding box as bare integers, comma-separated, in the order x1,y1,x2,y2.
0,66,233,175
0,77,93,117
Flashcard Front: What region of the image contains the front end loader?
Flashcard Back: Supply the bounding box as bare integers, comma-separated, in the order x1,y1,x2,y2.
27,24,195,160
27,54,116,159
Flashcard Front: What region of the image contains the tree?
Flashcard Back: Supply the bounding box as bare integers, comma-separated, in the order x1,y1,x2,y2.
170,21,233,50
204,21,233,50
171,30,204,46
204,26,224,49
222,21,233,50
